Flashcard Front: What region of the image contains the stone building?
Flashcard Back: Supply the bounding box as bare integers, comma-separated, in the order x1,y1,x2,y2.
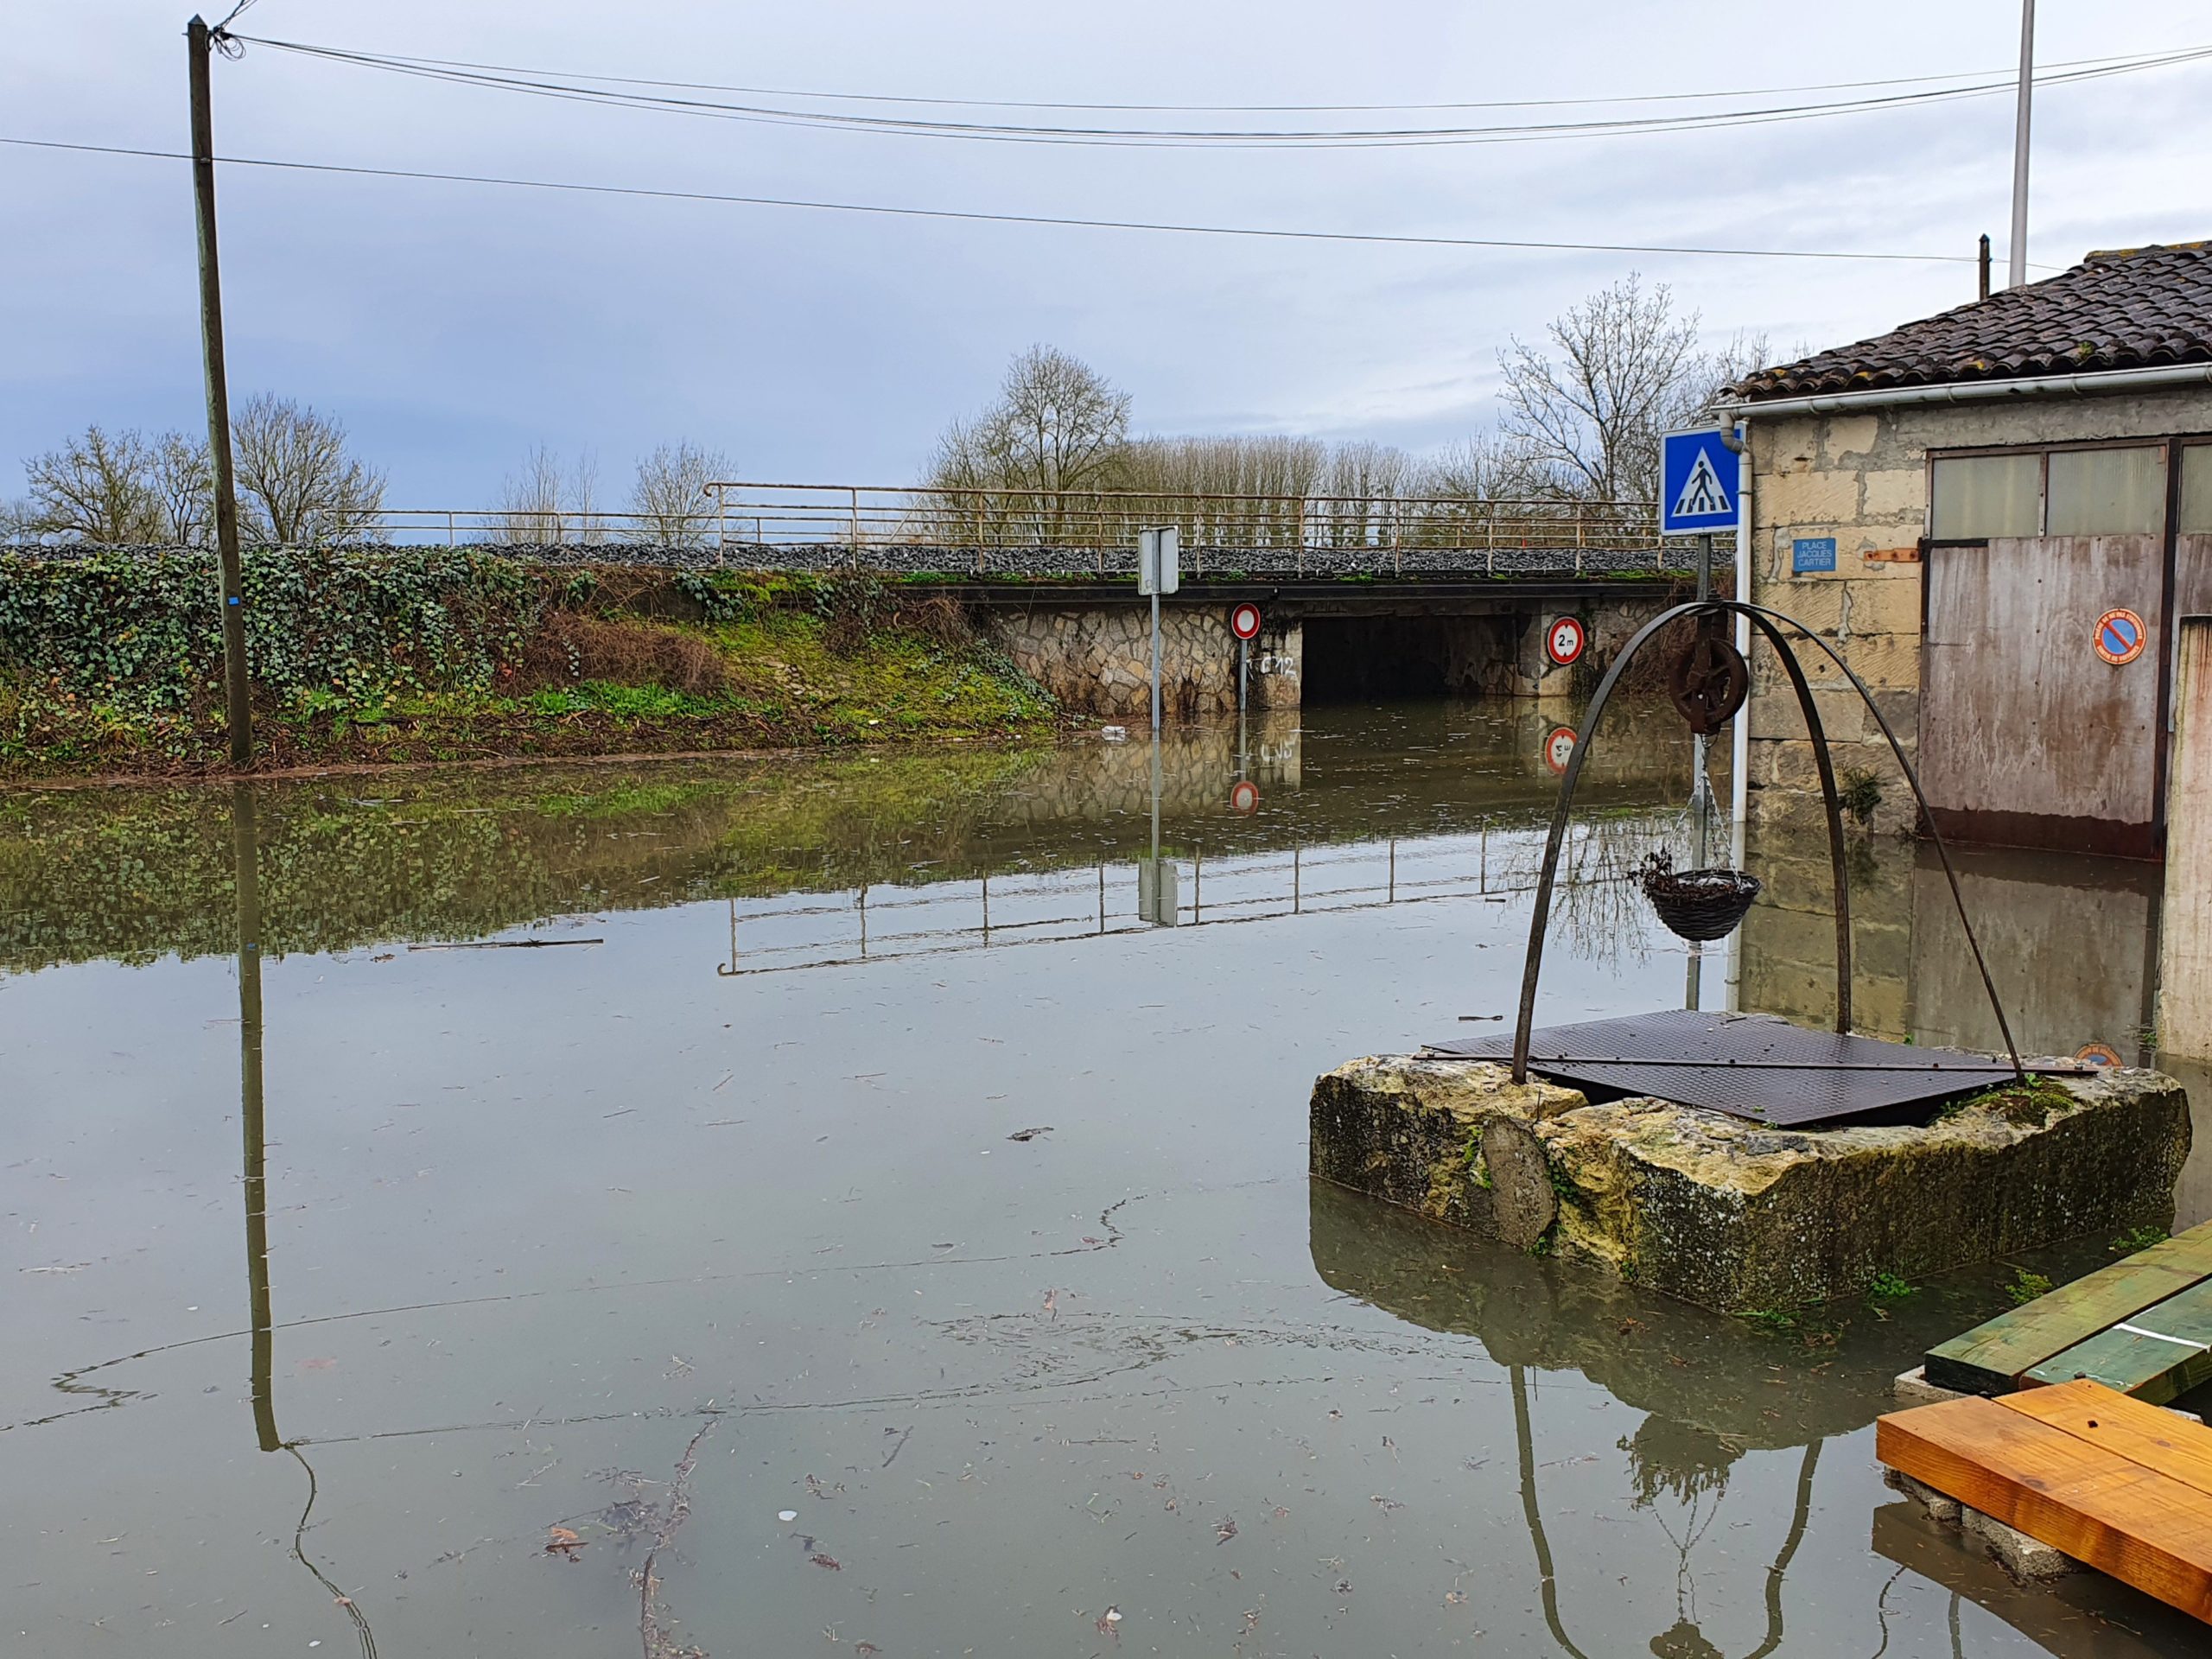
1720,242,2212,858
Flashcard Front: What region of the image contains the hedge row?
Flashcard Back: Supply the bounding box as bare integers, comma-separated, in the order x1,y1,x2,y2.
0,549,749,715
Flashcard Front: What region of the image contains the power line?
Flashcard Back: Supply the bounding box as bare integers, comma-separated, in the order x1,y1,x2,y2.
229,34,2209,117
0,134,2004,264
229,34,2212,149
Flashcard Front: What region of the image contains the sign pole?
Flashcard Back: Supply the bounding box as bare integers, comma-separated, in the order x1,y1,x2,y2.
1238,636,1249,719
1151,583,1161,737
188,15,253,768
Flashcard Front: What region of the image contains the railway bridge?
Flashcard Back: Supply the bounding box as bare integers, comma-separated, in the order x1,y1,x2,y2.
379,480,1703,717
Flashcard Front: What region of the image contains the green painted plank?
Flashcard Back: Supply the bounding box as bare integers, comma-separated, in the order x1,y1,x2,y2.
1925,1220,2212,1395
2026,1278,2212,1404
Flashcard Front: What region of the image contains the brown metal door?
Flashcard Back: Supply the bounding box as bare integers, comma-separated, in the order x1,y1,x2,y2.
1919,534,2164,856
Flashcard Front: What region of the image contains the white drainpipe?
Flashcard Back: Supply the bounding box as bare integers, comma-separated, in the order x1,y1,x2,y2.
1718,416,1752,1012
1714,359,2212,422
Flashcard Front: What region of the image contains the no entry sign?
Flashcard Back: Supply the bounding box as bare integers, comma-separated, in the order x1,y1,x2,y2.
1230,602,1262,641
1545,616,1586,666
1229,779,1260,815
2094,608,2148,665
1543,726,1578,774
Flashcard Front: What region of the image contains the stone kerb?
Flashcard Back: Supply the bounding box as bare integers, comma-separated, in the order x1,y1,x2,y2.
1311,1054,2190,1314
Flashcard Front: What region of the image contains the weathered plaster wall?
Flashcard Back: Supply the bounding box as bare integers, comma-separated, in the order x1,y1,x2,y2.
1745,387,2212,833
989,606,1301,718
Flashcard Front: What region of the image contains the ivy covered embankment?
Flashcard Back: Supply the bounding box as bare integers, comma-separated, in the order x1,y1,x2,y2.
0,549,1058,780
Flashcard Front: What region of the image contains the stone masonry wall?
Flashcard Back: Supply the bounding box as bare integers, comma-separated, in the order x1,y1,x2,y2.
1746,387,2212,834
990,604,1300,718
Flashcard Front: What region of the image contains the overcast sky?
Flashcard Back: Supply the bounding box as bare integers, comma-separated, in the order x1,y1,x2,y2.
4,1,2209,505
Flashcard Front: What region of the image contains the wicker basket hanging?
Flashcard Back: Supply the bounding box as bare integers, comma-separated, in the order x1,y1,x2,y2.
1639,849,1762,942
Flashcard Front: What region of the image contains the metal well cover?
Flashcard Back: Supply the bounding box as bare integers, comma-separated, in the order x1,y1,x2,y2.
1432,1009,2022,1128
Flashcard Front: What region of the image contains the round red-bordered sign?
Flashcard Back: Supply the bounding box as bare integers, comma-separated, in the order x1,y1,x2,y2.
2076,1041,2124,1068
1229,602,1262,642
1543,726,1578,774
1545,616,1586,666
1229,779,1260,815
2094,608,2148,665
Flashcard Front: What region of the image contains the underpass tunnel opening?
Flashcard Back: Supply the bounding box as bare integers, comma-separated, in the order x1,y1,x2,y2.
1300,613,1493,702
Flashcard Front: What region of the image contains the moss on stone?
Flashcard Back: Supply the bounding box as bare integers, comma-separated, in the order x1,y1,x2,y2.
1310,1054,2191,1314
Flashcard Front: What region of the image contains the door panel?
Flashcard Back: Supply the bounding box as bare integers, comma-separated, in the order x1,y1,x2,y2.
1920,534,2164,856
2176,532,2212,620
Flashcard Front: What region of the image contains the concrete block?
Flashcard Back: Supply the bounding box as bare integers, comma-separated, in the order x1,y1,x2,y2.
1311,1054,2191,1312
1883,1462,1963,1522
1891,1367,1969,1409
1962,1506,2082,1583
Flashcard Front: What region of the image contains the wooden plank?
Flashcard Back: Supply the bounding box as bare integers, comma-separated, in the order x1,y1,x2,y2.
1998,1379,2212,1501
2026,1277,2212,1402
1924,1219,2212,1394
1878,1395,2212,1621
1921,534,2164,834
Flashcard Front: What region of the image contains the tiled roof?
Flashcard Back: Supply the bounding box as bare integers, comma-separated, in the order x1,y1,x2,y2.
1728,242,2212,402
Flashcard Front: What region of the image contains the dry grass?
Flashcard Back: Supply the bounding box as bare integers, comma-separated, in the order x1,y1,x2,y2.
516,612,731,696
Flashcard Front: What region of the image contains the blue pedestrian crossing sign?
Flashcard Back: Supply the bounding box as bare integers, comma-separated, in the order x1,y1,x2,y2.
1660,428,1738,535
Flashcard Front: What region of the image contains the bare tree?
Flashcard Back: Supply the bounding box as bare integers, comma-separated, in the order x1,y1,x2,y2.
926,346,1131,542
630,442,731,547
499,447,607,544
0,495,38,543
497,445,563,543
1318,440,1412,547
149,431,214,546
231,393,387,545
1414,434,1547,502
1497,275,1707,503
22,426,164,543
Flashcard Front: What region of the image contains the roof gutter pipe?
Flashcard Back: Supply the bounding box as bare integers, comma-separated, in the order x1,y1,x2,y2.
1714,360,2212,423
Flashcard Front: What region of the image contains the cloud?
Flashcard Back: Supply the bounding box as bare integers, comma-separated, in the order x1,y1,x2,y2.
3,0,2206,499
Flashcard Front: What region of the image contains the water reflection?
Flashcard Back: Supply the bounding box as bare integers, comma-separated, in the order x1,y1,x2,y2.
3,702,2204,1656
1311,1181,2202,1658
233,784,379,1656
1738,823,2209,1228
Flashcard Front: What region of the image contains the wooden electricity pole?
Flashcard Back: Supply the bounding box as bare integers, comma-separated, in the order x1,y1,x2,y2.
188,15,254,767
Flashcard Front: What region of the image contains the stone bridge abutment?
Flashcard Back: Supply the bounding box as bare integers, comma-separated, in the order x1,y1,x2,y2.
978,582,1699,719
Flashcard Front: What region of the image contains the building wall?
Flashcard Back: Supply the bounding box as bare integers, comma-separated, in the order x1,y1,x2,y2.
1745,386,2212,833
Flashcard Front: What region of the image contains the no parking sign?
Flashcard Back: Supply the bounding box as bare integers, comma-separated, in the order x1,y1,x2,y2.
2094,608,2148,666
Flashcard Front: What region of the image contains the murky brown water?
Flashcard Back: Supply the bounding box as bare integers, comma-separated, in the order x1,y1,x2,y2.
3,703,2202,1656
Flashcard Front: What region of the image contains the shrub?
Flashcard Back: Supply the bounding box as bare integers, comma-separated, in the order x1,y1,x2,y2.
515,611,729,696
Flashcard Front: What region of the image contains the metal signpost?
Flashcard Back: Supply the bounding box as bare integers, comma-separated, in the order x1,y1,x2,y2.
1230,601,1262,718
1138,527,1180,735
1660,429,1745,1011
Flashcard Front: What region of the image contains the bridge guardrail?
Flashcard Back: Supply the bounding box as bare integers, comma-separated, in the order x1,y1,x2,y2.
7,481,1689,577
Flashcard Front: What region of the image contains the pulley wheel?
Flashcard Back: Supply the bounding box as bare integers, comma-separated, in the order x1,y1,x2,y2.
1668,635,1750,735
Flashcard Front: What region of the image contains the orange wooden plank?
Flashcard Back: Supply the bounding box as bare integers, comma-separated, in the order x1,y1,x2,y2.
1878,1395,2212,1622
1997,1379,2212,1502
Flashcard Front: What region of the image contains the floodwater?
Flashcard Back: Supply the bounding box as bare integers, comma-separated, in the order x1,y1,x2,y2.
2,702,2204,1657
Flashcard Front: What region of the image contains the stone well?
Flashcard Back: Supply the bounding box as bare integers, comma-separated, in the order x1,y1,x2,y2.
1309,1054,2190,1314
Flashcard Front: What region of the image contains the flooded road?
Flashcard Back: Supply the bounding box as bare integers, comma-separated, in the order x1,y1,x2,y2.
3,703,2203,1656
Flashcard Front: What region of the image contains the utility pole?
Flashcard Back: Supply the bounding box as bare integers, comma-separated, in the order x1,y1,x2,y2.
2009,0,2035,289
1979,233,1993,302
188,15,254,767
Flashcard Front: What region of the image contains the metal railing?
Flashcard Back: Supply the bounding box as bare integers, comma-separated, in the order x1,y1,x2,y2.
713,823,1644,977
13,481,1678,578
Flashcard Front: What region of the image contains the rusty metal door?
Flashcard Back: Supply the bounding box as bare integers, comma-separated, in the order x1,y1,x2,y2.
1919,534,2164,856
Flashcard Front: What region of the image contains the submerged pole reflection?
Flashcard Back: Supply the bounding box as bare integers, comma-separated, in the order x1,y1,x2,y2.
232,785,378,1656
233,783,277,1455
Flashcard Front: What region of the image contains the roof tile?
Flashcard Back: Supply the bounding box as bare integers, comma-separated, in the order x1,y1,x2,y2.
1730,243,2212,401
